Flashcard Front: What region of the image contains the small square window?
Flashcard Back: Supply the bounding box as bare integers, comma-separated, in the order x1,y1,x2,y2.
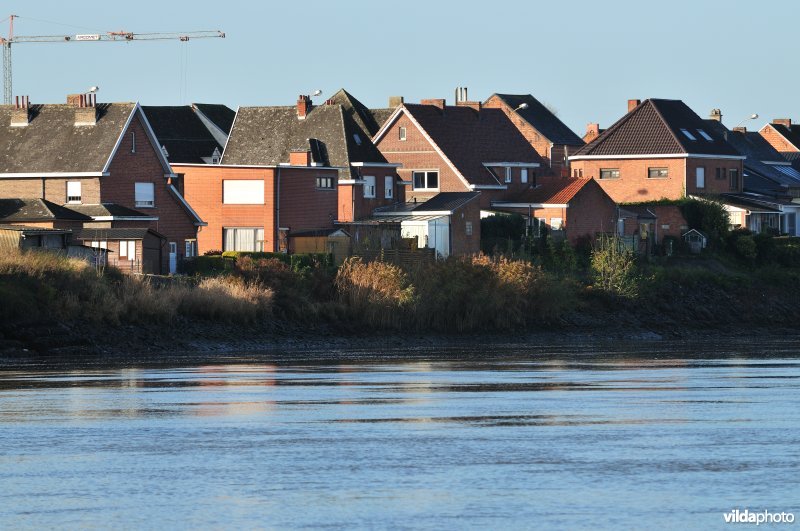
135,182,155,207
316,176,334,189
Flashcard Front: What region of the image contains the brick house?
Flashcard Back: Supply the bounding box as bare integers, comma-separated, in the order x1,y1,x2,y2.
491,178,617,244
372,97,542,211
569,99,745,203
758,118,800,165
483,92,584,177
142,103,235,164
173,92,403,254
0,94,205,274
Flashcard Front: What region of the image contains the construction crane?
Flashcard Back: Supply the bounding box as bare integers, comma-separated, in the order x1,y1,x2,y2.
1,14,225,104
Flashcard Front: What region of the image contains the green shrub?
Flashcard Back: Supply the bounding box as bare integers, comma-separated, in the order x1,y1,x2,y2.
591,235,639,298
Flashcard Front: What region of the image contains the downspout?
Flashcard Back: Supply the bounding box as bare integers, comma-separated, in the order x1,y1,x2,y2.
275,167,281,253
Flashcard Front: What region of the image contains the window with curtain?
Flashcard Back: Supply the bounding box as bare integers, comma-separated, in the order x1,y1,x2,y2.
223,228,265,252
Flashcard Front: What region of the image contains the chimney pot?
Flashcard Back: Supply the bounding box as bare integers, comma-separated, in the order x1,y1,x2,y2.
732,126,747,134
421,98,446,110
388,96,404,107
773,118,792,128
709,108,723,122
10,95,31,126
627,99,641,113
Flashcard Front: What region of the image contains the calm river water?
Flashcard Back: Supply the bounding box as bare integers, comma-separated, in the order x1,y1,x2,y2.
1,342,799,529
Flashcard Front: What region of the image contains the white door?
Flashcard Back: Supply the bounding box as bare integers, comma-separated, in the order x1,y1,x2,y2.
169,242,177,274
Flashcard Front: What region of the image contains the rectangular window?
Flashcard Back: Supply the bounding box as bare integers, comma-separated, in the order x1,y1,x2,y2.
363,175,376,198
315,176,334,189
134,182,155,208
223,180,264,204
466,221,473,236
185,240,197,258
696,167,705,188
90,240,108,249
716,167,724,180
551,218,563,231
697,129,714,141
119,240,135,259
680,128,697,141
600,168,620,179
399,126,407,141
728,211,743,226
385,176,394,199
536,217,547,236
648,167,668,179
412,171,439,190
504,167,512,183
66,181,81,203
729,169,739,191
521,168,529,184
223,227,265,252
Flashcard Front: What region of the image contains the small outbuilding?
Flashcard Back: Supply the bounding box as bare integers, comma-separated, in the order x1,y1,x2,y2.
682,229,708,254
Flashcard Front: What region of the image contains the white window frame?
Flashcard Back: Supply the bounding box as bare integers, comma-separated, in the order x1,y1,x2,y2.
120,240,135,259
504,167,512,184
66,181,82,204
134,182,155,208
363,175,376,199
384,176,394,199
521,168,528,184
399,126,407,141
412,170,439,191
223,227,265,252
316,176,334,190
696,167,705,189
185,240,197,258
551,217,564,231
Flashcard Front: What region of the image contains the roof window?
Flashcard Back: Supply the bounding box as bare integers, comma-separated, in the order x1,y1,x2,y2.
680,128,697,141
697,129,714,141
353,133,362,146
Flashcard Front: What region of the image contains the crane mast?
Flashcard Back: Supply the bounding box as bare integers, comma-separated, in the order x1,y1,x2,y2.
1,15,225,104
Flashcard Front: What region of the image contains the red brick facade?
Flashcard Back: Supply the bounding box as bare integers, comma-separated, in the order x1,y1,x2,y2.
338,166,405,222
568,157,743,203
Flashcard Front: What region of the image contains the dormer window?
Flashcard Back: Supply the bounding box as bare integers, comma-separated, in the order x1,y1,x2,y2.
211,147,221,164
680,128,697,141
697,129,714,141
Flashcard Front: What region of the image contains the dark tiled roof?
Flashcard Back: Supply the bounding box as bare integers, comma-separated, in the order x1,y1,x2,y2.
67,203,154,218
402,104,543,186
490,94,584,146
0,224,70,233
572,99,740,158
0,198,91,222
0,103,136,173
142,105,225,164
73,227,163,240
193,103,236,134
768,123,800,149
222,103,386,176
495,178,593,205
369,108,396,133
327,89,383,137
720,193,784,213
375,192,481,215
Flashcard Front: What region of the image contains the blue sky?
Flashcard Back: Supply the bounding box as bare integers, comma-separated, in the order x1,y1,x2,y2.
4,0,794,136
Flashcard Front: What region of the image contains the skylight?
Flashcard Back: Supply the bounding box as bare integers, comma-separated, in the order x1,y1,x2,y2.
353,133,362,146
680,128,697,141
697,129,714,141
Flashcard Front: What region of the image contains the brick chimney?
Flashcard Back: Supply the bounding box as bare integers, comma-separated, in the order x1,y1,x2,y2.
421,98,446,110
70,93,97,126
289,149,311,166
773,118,792,128
732,126,747,134
709,108,722,122
10,95,31,127
627,99,641,113
388,96,404,107
297,95,312,119
584,123,600,142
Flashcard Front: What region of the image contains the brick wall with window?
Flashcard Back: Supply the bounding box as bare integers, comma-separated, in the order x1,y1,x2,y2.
338,167,403,223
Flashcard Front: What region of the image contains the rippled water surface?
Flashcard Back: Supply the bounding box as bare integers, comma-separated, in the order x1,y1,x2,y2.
1,343,799,529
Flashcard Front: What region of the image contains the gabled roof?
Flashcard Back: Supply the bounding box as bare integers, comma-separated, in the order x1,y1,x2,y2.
0,103,136,174
492,178,595,205
327,89,384,137
572,99,741,158
765,122,800,150
489,94,584,146
0,198,91,222
370,108,396,132
142,105,230,164
377,104,542,187
193,104,236,134
221,101,387,177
